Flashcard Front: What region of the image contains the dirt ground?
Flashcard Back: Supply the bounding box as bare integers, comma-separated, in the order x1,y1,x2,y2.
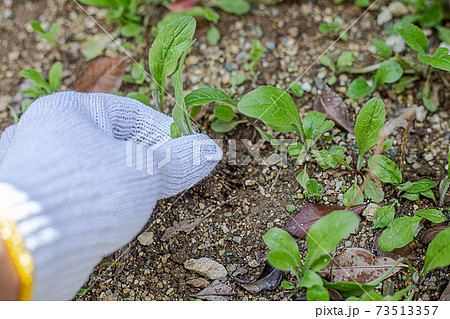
0,0,449,301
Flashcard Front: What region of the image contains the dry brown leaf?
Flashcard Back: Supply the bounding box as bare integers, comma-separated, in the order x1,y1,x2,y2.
314,85,354,133
231,262,282,294
73,56,127,93
161,218,203,241
284,203,367,239
420,225,450,245
440,282,450,301
186,278,209,289
318,248,402,283
191,278,236,301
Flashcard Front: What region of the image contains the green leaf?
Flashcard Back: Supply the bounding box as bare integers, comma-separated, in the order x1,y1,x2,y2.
121,23,141,37
355,0,369,7
374,60,403,86
81,33,116,61
415,209,446,224
48,62,62,92
48,23,59,36
397,179,435,194
320,55,336,72
394,76,419,94
355,98,385,157
286,204,295,212
78,0,115,6
306,179,323,195
343,179,364,206
30,20,45,34
368,155,402,185
281,281,295,289
21,85,48,98
21,99,32,113
149,16,196,92
185,88,236,107
382,139,393,151
372,39,392,58
336,51,355,68
230,73,247,86
126,92,150,106
420,228,450,277
419,4,443,28
20,69,48,88
373,204,395,228
418,47,450,72
296,166,309,189
364,180,385,203
378,216,422,252
263,227,302,267
319,23,331,33
436,26,450,45
298,270,323,288
290,83,304,97
348,78,374,99
302,111,334,145
170,122,181,139
106,6,125,20
305,210,360,271
251,39,265,65
267,250,298,272
7,105,19,124
307,285,329,301
214,105,235,121
204,8,220,21
237,86,304,134
215,0,250,15
393,22,428,55
207,25,221,45
211,119,243,132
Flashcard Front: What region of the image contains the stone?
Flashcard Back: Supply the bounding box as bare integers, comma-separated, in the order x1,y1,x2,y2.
184,257,227,280
245,179,255,186
265,41,276,51
424,153,433,161
388,1,408,16
377,10,393,25
232,267,248,277
249,259,259,268
386,35,405,54
362,203,380,222
416,106,427,122
302,82,312,92
137,232,154,246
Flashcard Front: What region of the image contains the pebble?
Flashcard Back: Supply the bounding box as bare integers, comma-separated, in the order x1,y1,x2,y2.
416,106,427,122
377,10,393,25
424,153,433,161
233,267,248,277
226,264,237,273
383,281,395,296
386,35,405,54
245,179,256,186
236,51,247,62
390,149,398,157
314,77,324,90
265,41,276,51
249,260,259,268
345,241,353,248
233,236,243,244
137,232,154,246
184,257,227,280
362,203,379,222
388,1,409,16
302,82,312,92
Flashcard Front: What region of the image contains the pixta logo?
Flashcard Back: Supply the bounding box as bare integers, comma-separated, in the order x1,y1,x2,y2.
126,140,171,176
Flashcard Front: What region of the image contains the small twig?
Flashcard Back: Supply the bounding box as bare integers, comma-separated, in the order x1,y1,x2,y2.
400,111,416,172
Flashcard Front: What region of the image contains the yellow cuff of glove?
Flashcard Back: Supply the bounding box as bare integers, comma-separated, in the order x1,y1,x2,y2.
0,212,34,301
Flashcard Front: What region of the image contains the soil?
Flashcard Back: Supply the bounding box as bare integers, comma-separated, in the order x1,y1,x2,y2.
0,0,449,301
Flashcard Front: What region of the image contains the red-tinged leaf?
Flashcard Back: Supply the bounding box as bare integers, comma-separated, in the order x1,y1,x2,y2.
317,248,401,283
440,282,450,301
284,203,367,239
421,225,450,244
171,0,196,12
373,229,417,261
231,262,282,293
191,278,236,301
73,57,127,93
314,85,354,133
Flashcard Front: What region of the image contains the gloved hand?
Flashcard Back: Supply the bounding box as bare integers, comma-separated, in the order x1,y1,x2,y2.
0,91,222,300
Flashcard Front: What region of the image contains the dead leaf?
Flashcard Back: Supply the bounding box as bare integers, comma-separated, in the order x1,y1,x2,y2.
161,218,203,241
328,288,343,301
73,57,127,93
314,85,354,133
191,278,236,301
186,278,209,288
318,248,402,283
440,282,450,301
421,225,450,244
373,229,417,261
284,203,367,239
231,262,282,294
171,0,196,12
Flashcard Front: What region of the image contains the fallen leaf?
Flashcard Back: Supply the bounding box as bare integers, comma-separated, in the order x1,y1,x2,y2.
81,33,118,61
318,248,402,283
373,229,417,261
73,57,127,93
314,85,354,133
231,262,282,293
186,278,209,288
420,225,450,244
191,278,236,301
162,218,203,241
284,203,367,239
171,0,196,12
440,282,450,301
328,288,343,301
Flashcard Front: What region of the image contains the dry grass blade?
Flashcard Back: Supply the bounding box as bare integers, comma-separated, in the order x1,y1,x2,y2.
73,56,127,93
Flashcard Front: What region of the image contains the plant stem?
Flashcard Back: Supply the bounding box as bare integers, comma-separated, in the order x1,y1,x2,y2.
356,155,364,172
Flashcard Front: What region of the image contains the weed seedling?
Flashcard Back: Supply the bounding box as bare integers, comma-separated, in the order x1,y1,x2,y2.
20,61,62,98
30,20,59,46
439,148,450,206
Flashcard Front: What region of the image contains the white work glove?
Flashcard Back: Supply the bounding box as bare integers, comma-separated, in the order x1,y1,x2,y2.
0,91,222,300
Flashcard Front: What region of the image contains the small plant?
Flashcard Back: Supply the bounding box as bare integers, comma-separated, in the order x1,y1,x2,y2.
319,21,348,41
20,61,62,98
320,51,355,75
296,167,324,198
30,20,59,46
439,148,450,206
263,211,402,300
243,39,266,75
